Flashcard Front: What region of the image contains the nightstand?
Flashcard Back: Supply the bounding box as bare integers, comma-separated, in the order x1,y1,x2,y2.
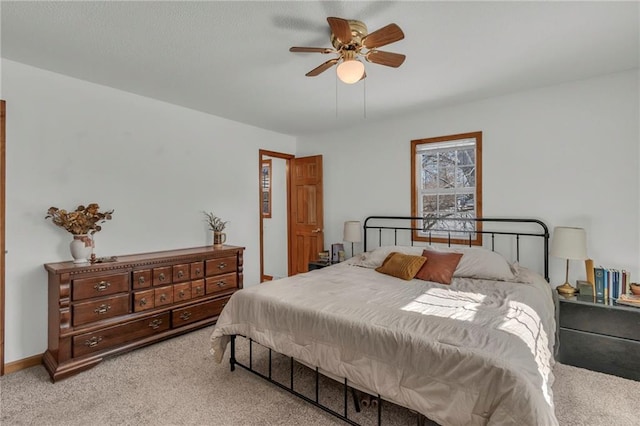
308,260,338,271
558,295,640,381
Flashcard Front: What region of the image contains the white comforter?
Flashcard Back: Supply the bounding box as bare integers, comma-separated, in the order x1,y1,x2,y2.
210,262,557,426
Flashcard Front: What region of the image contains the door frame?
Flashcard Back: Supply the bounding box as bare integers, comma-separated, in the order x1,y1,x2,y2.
259,149,294,282
1,100,6,375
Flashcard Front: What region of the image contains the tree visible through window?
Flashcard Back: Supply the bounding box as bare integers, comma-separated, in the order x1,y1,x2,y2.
411,132,482,245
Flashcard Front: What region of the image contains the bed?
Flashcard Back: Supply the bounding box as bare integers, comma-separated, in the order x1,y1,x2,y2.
210,216,558,426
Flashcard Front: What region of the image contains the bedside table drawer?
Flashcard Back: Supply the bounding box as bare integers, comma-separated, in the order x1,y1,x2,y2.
559,328,640,381
560,301,640,340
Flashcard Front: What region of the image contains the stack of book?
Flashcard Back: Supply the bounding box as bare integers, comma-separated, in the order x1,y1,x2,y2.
593,267,631,301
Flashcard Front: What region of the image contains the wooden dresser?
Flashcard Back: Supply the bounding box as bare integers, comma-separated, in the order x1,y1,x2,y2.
43,245,244,382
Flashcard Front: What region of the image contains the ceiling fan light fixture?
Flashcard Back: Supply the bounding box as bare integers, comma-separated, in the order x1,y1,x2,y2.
336,59,365,84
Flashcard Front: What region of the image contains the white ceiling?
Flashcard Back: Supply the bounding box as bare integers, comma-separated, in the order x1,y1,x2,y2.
1,1,638,136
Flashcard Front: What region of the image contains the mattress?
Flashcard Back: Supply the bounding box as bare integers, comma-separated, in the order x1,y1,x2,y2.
210,258,557,426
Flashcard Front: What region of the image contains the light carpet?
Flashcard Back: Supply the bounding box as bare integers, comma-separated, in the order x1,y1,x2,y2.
1,326,638,425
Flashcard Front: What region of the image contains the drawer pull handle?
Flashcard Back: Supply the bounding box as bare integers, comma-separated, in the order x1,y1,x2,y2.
159,273,166,281
217,281,226,287
180,311,191,321
160,294,167,302
149,319,163,329
177,270,184,278
139,298,147,306
218,263,227,269
94,281,111,291
195,286,202,294
85,336,103,347
179,290,186,298
195,268,201,275
94,304,111,315
138,276,146,284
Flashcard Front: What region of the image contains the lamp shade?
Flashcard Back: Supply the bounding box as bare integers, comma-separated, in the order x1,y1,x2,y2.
336,60,365,84
343,221,362,243
550,227,587,260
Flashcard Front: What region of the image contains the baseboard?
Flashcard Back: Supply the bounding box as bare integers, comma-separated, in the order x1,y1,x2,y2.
4,354,42,374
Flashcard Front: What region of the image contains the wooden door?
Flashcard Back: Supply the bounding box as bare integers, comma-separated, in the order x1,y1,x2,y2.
290,155,324,275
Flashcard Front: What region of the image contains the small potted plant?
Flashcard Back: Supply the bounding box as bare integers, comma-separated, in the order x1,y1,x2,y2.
45,203,114,263
203,211,229,248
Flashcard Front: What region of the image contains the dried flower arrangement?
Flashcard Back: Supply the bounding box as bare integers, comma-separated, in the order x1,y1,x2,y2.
45,203,114,235
203,211,229,232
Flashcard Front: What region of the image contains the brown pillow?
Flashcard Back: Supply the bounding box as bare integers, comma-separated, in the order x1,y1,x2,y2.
375,252,426,281
414,249,463,285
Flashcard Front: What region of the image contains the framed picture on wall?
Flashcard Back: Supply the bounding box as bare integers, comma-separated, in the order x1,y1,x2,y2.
261,159,271,218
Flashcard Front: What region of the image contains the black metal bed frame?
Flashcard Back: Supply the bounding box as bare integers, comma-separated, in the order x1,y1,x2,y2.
363,216,550,282
229,216,551,425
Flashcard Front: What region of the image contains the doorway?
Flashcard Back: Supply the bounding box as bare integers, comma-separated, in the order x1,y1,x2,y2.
259,150,324,281
259,150,293,282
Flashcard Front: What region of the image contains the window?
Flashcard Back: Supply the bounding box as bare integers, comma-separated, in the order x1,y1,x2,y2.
411,132,482,245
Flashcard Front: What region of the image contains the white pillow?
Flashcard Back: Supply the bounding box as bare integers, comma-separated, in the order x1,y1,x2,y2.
453,247,516,281
349,245,425,269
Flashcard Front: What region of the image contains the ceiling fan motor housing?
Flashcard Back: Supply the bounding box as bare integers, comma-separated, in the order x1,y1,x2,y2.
331,20,368,51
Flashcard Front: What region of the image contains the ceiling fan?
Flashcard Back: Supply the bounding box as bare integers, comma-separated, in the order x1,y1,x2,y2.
290,17,405,84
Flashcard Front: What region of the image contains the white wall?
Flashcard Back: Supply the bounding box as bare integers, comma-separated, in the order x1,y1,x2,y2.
263,156,288,279
2,59,296,362
297,70,640,287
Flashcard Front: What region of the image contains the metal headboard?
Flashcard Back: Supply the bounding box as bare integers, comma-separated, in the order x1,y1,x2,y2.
363,216,550,282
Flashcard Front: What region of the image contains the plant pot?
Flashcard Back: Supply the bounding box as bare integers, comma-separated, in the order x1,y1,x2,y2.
70,234,93,264
213,231,226,249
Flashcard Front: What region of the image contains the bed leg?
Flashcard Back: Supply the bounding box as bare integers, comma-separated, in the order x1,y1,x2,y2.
229,335,236,372
351,388,361,413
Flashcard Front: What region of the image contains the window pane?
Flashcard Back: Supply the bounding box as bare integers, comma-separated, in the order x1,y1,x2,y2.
456,166,475,187
422,156,438,189
456,193,475,213
422,194,437,213
457,148,475,166
439,166,456,188
438,194,456,215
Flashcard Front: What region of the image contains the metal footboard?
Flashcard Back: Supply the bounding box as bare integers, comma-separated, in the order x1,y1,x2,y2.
229,335,432,426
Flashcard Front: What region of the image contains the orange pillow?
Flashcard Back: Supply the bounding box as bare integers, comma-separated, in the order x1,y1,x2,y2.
414,249,463,285
375,252,426,281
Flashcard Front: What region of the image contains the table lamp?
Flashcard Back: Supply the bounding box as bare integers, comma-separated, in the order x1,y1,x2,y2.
343,221,362,258
550,226,588,295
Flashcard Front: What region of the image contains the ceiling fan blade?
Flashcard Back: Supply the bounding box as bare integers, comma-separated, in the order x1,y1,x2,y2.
306,58,340,77
362,23,404,49
366,50,406,68
290,47,334,54
327,17,352,44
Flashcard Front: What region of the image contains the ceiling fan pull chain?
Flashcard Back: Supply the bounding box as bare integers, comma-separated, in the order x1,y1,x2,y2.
363,78,367,119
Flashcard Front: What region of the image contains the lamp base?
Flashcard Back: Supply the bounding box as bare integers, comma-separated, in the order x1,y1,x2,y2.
556,282,578,295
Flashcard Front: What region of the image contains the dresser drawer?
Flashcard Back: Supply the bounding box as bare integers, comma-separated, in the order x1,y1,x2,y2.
73,312,170,357
73,273,129,301
560,301,640,340
154,285,174,307
133,289,155,312
132,269,152,290
173,264,190,283
172,297,229,327
190,261,205,280
205,273,237,295
73,293,130,326
191,279,205,298
206,256,237,276
153,266,173,286
174,282,192,303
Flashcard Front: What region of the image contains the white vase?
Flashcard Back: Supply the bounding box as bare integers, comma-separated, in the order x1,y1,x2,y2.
70,234,93,264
